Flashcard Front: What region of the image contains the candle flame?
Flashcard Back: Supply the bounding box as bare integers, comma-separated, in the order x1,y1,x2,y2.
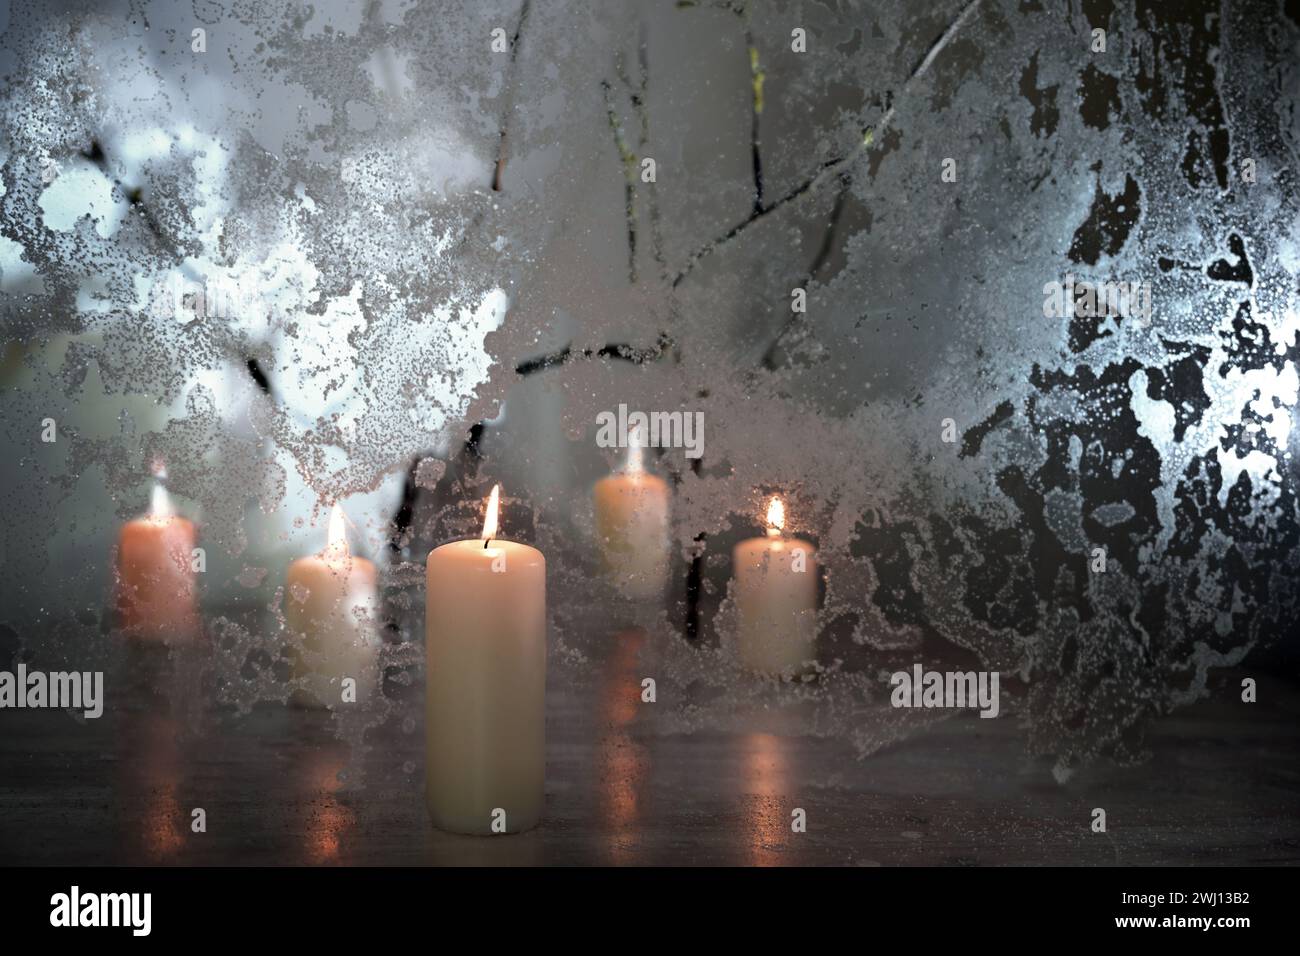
765,496,785,536
481,484,500,544
325,502,349,557
626,423,644,475
149,483,173,521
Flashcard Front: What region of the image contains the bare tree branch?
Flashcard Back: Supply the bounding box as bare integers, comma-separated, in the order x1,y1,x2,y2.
742,11,765,215
514,332,674,376
672,0,984,288
492,0,533,192
601,78,641,283
616,31,668,280
759,177,850,369
679,1,766,219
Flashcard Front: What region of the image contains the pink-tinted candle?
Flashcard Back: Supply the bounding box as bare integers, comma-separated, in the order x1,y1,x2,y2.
116,483,199,640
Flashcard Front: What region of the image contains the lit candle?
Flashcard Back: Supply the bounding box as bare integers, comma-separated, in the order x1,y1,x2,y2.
284,503,380,708
116,477,199,639
592,429,670,600
732,496,818,677
425,485,546,835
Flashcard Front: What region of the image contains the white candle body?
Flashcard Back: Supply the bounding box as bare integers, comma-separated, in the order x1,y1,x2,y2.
284,554,380,708
425,539,546,835
732,536,818,676
592,473,670,600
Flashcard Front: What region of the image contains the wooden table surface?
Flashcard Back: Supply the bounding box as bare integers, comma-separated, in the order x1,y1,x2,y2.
2,626,1297,866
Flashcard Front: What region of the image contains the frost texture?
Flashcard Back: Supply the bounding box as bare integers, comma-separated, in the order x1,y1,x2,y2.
1,0,1298,776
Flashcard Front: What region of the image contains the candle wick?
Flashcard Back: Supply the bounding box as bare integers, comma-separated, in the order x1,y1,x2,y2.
483,537,491,549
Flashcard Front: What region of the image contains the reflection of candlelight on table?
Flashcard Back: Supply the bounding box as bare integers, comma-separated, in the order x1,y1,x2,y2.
733,496,818,676
141,781,186,861
116,472,199,640
300,748,355,864
284,503,380,708
743,732,788,866
115,710,187,862
597,628,649,863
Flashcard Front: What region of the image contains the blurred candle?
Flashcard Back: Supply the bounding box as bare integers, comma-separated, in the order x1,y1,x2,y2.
284,504,380,708
116,480,198,639
425,485,546,835
592,429,670,600
732,497,818,676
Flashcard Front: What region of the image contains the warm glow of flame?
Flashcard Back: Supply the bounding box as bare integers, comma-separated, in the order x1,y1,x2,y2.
765,496,785,536
325,503,349,557
481,484,500,543
149,483,173,521
626,424,644,475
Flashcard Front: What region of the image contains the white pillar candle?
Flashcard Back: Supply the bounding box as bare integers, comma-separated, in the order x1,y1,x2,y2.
284,504,380,708
732,496,818,677
425,485,546,835
116,481,199,640
592,432,670,600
